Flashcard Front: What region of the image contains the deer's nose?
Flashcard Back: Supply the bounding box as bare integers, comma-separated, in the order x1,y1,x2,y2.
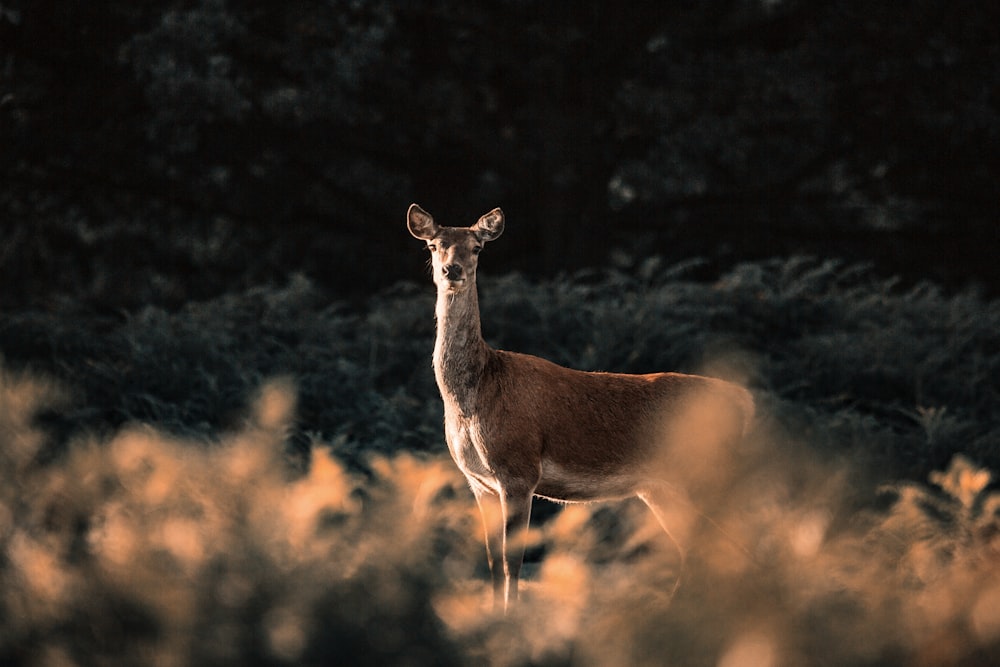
443,264,464,280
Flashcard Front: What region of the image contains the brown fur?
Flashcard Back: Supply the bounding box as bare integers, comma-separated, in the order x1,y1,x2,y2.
408,204,755,611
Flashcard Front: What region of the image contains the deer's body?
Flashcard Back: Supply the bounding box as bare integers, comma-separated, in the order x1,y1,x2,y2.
409,204,754,611
443,348,750,503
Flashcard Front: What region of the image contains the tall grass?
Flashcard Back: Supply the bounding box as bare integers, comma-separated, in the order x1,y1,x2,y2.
1,257,999,664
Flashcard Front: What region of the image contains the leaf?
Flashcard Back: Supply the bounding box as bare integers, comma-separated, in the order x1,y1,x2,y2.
929,455,991,509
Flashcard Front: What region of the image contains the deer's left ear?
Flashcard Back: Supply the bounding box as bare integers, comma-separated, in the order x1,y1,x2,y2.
473,207,504,242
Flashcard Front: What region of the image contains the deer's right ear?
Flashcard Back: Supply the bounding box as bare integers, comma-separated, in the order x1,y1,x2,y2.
407,204,438,240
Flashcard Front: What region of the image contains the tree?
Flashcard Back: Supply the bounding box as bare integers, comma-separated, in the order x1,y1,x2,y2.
1,0,998,310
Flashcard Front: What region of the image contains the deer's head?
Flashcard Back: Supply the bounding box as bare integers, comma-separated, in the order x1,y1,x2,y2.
407,204,504,293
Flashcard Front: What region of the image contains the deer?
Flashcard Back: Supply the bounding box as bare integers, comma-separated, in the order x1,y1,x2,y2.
407,203,755,612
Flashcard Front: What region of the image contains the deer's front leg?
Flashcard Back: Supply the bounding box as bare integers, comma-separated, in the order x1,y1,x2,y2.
499,482,534,612
473,487,504,608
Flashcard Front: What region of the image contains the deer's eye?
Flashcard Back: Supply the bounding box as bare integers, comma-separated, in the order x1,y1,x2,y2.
472,246,482,255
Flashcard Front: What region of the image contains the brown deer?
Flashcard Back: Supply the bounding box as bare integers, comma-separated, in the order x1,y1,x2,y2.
407,204,755,611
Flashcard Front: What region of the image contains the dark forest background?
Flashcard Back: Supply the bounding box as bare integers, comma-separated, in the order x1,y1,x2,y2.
2,0,998,312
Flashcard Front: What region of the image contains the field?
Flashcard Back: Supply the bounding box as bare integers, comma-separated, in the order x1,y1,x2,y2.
1,256,999,666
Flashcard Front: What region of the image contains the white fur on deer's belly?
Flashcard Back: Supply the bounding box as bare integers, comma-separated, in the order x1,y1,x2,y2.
445,418,636,501
535,459,638,502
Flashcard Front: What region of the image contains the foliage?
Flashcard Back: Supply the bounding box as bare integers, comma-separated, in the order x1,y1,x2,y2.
2,1,999,310
3,1,998,659
1,323,999,665
1,256,1000,664
0,372,470,666
2,257,997,482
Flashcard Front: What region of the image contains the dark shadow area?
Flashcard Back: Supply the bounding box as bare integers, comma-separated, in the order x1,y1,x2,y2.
2,1,998,313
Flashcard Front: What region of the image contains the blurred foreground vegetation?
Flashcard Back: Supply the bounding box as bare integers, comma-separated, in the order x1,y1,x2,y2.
1,257,999,665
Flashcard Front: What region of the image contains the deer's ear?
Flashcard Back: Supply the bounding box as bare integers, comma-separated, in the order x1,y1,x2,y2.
407,204,438,240
473,207,504,242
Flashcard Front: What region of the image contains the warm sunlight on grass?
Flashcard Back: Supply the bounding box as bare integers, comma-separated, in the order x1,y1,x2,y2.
3,364,998,666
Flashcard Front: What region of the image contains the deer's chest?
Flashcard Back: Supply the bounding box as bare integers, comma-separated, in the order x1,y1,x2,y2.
444,414,496,489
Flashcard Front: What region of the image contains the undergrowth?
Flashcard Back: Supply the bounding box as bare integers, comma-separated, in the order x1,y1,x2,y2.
0,366,998,666
1,257,999,665
2,257,996,478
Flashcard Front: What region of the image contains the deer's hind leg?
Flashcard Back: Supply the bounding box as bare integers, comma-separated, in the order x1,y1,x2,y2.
637,484,696,599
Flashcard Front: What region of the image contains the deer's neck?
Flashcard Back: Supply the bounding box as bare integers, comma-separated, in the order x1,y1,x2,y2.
433,286,489,416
